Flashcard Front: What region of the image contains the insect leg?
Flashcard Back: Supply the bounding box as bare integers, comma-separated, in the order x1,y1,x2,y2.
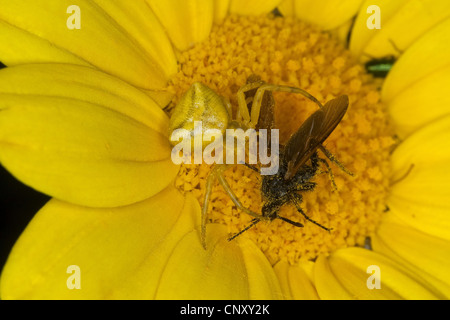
250,84,323,127
318,144,354,176
294,182,316,191
317,157,338,190
290,193,333,232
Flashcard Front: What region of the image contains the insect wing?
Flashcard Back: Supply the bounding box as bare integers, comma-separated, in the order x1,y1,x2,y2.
283,95,349,180
282,110,324,179
245,75,275,131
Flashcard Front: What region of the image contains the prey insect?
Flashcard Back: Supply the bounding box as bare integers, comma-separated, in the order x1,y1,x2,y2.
168,75,351,249
365,56,396,78
229,92,352,242
364,39,402,78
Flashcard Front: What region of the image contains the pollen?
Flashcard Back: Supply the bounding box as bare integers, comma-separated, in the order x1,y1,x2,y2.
169,14,394,265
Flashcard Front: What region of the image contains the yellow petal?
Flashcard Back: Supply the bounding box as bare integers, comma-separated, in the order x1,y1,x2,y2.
0,186,195,299
314,255,353,299
350,0,450,60
0,19,88,66
350,0,406,58
373,214,450,298
316,247,439,299
278,0,295,17
238,236,284,299
274,260,319,299
0,64,178,207
382,17,450,102
287,0,363,30
147,0,214,51
387,64,450,138
0,0,176,89
329,18,355,46
387,115,450,241
155,224,283,299
214,0,231,24
143,89,175,109
89,0,178,81
229,0,281,16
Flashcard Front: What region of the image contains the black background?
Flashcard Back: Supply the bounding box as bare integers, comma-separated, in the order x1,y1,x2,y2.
0,164,49,273
0,60,50,273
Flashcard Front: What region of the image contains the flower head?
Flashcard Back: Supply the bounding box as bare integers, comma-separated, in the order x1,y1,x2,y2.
1,0,450,300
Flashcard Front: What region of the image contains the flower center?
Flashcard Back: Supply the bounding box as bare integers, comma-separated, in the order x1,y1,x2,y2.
168,14,395,265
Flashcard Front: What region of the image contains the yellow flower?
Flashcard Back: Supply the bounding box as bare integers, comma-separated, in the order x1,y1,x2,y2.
1,0,449,300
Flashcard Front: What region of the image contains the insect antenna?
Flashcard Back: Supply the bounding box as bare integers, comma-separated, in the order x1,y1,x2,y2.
228,218,260,242
290,194,333,232
388,39,402,54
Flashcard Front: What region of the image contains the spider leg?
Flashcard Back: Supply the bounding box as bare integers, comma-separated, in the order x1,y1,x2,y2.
250,84,324,127
201,164,229,249
236,80,265,126
222,96,233,119
217,173,265,220
201,164,266,249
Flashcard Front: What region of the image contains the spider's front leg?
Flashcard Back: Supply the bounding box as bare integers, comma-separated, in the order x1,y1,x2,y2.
201,164,265,249
236,80,265,127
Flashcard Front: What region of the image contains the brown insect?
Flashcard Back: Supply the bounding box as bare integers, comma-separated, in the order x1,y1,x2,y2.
228,81,353,241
